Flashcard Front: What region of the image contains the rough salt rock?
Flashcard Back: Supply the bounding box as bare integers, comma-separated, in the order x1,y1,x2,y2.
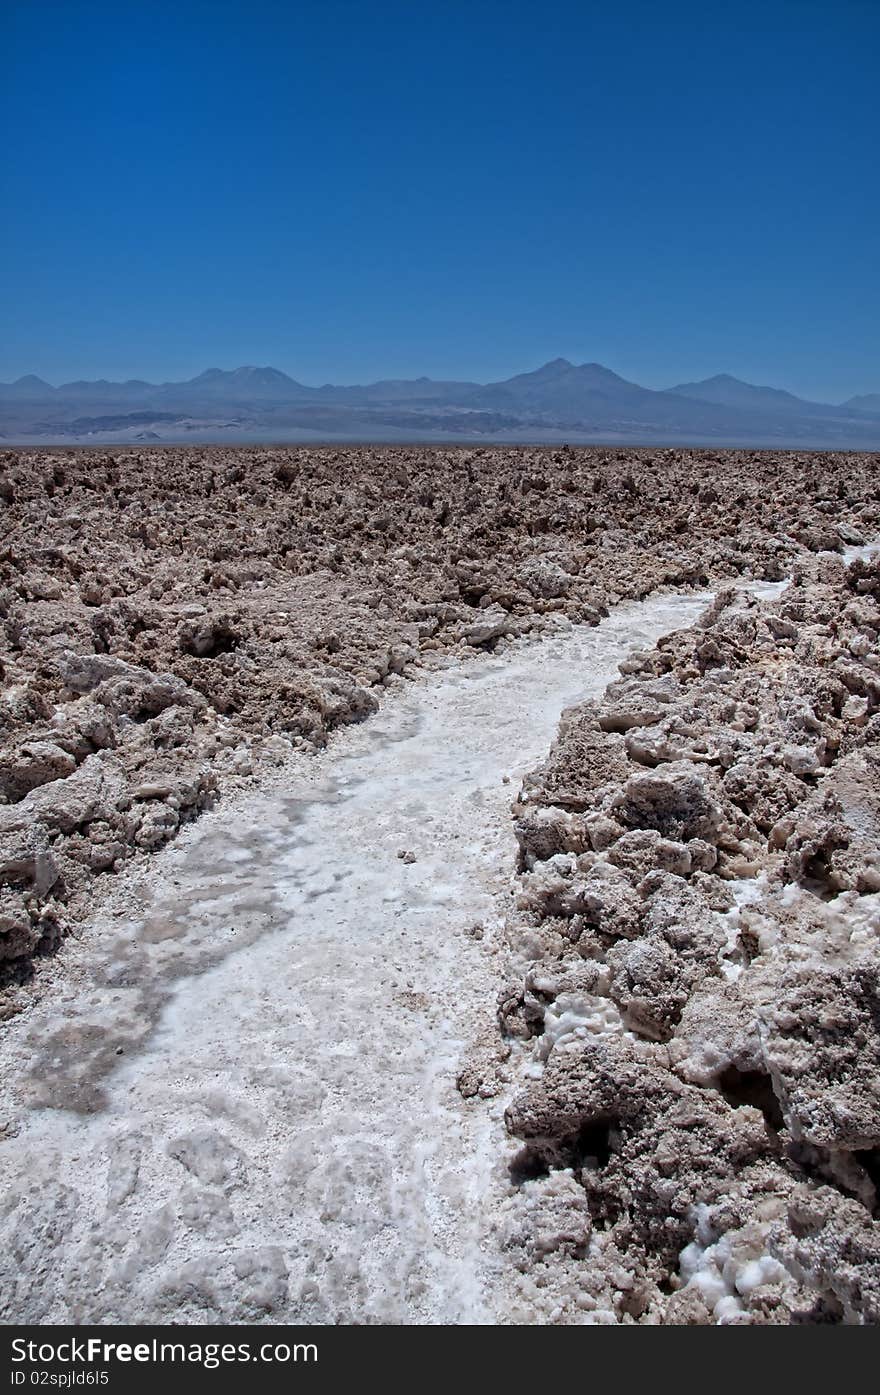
134,804,180,850
597,675,681,732
0,682,52,729
46,698,116,760
56,651,199,718
0,741,77,802
768,1185,880,1324
760,951,880,1152
19,754,129,835
613,761,725,844
461,608,523,648
513,804,586,868
0,813,60,897
524,716,629,811
0,893,62,963
500,1169,592,1265
177,612,242,658
516,558,573,600
506,1036,769,1264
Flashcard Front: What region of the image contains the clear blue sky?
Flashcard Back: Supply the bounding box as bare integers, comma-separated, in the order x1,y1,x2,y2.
2,0,878,400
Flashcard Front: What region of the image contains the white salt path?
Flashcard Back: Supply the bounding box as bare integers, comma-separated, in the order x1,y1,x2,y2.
0,587,771,1325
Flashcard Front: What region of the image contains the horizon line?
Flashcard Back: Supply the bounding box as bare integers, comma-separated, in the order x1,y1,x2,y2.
1,359,876,406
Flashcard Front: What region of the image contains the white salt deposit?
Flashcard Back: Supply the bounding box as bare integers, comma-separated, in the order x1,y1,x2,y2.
842,540,880,566
537,993,626,1061
678,1226,794,1323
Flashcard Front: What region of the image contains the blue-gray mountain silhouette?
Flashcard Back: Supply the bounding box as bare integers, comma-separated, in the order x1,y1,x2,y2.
1,359,877,445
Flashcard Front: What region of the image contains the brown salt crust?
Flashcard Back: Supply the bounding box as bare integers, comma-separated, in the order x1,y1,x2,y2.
2,443,876,1001
499,550,880,1323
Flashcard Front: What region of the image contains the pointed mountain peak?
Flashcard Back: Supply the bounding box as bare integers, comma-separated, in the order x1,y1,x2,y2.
13,374,54,390
536,357,574,373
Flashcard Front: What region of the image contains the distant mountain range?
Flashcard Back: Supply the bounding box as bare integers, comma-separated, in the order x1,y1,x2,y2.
1,359,878,447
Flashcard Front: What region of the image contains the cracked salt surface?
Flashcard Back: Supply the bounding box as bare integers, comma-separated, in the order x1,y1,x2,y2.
0,585,766,1324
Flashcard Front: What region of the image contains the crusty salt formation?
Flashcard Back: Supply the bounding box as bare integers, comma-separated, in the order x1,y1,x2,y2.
2,444,876,997
500,553,880,1323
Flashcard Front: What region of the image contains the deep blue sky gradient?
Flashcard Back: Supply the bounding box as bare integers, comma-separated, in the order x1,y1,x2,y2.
2,0,878,399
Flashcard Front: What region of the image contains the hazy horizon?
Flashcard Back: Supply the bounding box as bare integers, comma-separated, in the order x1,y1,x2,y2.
0,356,878,406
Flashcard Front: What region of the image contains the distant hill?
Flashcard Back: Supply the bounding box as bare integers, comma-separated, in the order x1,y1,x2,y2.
666,373,824,415
844,393,880,416
1,360,878,447
0,375,55,401
174,366,312,400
